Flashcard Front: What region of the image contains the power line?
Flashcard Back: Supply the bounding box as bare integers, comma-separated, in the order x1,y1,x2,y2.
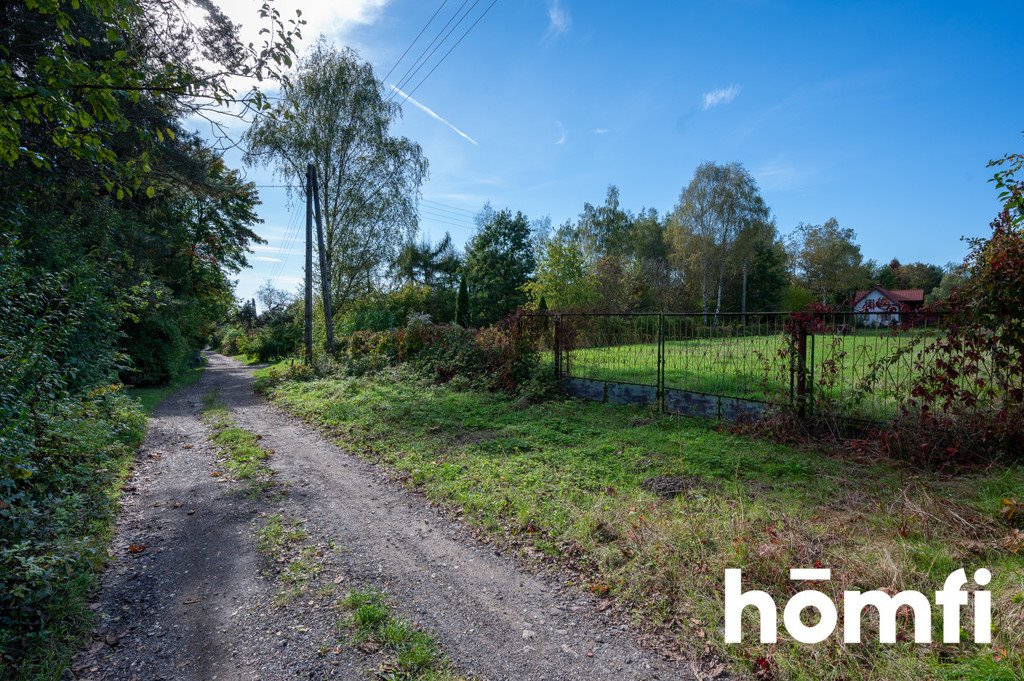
399,0,500,104
381,0,451,85
386,0,477,103
273,3,498,270
421,198,478,215
419,208,476,226
268,199,304,285
419,203,477,220
266,207,298,284
417,215,477,231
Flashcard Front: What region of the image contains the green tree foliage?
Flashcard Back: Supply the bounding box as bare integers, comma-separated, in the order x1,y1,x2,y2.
1,0,292,672
1,0,302,190
465,208,536,325
781,284,816,312
393,233,461,322
667,162,774,316
874,258,944,293
525,222,598,310
743,237,791,312
787,217,871,304
396,233,461,288
925,264,968,303
245,39,428,307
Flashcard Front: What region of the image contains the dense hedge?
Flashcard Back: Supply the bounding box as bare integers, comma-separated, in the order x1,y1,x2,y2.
1,242,148,677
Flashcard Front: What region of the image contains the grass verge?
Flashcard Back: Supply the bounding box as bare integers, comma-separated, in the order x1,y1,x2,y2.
256,362,1024,680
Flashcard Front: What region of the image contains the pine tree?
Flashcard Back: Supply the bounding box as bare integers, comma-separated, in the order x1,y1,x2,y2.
538,295,548,312
456,274,470,327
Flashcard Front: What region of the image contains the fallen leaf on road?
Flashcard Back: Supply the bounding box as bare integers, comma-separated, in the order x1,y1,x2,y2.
209,471,222,477
128,544,145,553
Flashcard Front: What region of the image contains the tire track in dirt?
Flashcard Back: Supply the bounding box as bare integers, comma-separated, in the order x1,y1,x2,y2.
71,362,363,680
215,353,692,681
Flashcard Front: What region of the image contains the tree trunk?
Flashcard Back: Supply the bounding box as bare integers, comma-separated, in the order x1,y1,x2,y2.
714,262,725,324
741,258,748,326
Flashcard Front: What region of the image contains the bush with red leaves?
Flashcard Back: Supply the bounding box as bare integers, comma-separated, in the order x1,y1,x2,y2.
881,151,1024,466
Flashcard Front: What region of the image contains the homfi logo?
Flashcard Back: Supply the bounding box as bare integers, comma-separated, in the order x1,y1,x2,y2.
724,568,992,644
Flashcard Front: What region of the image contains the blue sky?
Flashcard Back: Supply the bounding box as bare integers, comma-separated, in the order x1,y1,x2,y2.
209,0,1024,303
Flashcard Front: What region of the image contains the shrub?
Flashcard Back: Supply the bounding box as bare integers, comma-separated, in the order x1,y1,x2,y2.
219,325,247,355
239,322,300,363
120,316,192,386
879,153,1024,465
334,311,549,395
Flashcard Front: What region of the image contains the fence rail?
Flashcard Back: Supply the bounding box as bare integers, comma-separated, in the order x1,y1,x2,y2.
530,310,951,423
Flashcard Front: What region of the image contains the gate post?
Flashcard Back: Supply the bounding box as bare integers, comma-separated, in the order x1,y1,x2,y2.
657,314,666,412
554,314,562,381
796,318,808,419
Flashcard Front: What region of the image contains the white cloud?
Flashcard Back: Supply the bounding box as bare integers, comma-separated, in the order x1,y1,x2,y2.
208,0,389,48
591,128,611,134
545,0,571,39
701,84,741,110
388,84,479,146
554,120,567,144
180,0,392,137
255,256,283,263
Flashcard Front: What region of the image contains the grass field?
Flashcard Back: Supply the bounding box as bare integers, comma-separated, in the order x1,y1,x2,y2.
257,362,1024,680
552,329,946,420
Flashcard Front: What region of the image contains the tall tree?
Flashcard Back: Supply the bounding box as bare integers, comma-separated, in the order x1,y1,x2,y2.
245,39,428,306
465,208,536,325
576,185,634,258
788,218,870,304
525,222,598,311
668,162,771,318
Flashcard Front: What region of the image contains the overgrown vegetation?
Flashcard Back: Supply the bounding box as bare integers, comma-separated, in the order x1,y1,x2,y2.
0,385,146,680
1,1,299,675
255,311,551,396
877,153,1024,466
257,364,1024,680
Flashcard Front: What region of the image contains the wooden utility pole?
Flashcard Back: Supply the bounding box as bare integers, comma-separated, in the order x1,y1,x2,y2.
303,165,314,364
309,164,335,355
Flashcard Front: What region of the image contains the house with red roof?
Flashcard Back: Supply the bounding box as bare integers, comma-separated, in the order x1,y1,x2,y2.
851,286,925,326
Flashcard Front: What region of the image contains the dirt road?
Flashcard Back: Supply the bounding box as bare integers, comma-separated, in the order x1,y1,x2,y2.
73,353,692,680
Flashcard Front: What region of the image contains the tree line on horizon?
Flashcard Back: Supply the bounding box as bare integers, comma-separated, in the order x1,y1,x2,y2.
241,166,959,343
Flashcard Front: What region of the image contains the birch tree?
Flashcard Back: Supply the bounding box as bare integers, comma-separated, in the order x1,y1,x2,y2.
245,38,428,306
668,162,770,319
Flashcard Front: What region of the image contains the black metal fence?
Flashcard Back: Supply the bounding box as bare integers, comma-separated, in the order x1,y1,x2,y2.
531,310,950,423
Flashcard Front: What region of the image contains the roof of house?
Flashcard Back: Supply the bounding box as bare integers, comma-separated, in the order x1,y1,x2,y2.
852,286,925,307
